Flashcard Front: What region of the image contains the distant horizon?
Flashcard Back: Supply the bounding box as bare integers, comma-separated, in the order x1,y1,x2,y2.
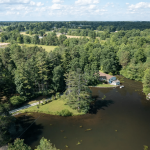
0,21,150,22
0,0,150,21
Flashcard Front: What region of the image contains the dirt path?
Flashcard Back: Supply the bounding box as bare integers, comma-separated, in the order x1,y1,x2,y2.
0,146,8,150
9,97,51,115
0,43,9,46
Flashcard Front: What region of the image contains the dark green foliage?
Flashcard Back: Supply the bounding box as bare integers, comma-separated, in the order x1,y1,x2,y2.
64,69,93,113
142,69,150,95
9,96,25,106
58,34,67,45
52,66,64,92
0,101,14,147
58,109,73,116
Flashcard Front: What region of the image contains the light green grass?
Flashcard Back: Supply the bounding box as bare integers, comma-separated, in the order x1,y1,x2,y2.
45,31,53,34
19,44,58,52
20,98,85,116
96,84,116,87
20,32,35,37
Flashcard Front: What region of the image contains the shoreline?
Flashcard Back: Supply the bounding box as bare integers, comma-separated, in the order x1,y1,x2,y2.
89,85,119,88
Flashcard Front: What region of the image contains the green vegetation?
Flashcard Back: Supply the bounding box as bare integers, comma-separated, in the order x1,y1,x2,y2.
64,69,94,113
9,96,25,106
144,145,149,150
1,21,150,147
8,137,59,150
20,98,85,116
19,44,58,52
142,69,150,95
8,138,32,150
94,84,115,87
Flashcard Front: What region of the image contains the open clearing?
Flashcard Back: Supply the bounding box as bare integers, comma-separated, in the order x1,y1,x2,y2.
20,98,84,116
20,44,58,52
95,83,116,87
20,32,35,37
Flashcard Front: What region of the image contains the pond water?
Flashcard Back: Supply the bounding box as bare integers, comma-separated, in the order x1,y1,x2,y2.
16,77,150,150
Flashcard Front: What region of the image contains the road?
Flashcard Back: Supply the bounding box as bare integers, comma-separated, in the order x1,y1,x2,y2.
9,98,51,115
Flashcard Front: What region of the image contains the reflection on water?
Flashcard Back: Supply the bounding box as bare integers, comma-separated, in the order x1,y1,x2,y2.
16,77,150,150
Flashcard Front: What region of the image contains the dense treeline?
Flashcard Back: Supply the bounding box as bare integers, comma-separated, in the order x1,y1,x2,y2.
1,21,150,32
1,28,150,97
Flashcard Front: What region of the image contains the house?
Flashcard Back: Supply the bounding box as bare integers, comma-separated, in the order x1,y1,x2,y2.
99,71,120,85
147,93,150,100
39,36,43,39
111,80,120,85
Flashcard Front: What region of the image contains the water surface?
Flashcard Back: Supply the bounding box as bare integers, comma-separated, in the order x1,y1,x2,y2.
16,78,150,150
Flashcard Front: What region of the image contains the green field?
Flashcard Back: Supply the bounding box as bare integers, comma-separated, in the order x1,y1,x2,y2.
95,84,116,87
20,98,85,116
20,44,58,52
20,32,35,37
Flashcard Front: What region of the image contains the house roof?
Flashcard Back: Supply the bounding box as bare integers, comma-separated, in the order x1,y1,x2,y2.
99,71,115,80
112,80,120,83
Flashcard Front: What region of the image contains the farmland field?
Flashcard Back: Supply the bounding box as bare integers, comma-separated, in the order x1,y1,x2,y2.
19,44,58,52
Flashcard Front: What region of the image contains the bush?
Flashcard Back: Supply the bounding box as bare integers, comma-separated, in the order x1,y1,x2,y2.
59,109,72,116
51,95,55,101
55,92,60,99
25,31,29,34
9,96,25,106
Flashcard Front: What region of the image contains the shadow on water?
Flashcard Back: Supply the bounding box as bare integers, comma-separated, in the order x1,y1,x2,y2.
14,114,43,146
89,98,114,114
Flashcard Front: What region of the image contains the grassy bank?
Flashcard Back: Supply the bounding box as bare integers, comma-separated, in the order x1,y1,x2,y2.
19,44,58,52
19,98,85,116
96,84,116,87
89,83,116,88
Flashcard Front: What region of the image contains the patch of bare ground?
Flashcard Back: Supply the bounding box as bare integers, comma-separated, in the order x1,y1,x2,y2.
57,34,89,39
23,95,48,105
0,43,9,46
0,146,8,150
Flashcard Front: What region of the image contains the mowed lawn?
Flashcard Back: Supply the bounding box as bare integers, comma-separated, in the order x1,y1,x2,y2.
21,98,84,116
20,44,58,52
96,84,116,87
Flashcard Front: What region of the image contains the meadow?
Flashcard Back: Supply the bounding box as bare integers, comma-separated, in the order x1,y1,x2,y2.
19,44,58,52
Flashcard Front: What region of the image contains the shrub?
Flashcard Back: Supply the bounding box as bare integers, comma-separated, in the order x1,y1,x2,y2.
59,109,72,116
51,95,55,101
9,96,25,106
55,92,60,99
25,31,29,34
37,104,40,108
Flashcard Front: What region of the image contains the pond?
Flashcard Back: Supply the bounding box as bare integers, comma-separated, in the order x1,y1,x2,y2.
16,77,150,150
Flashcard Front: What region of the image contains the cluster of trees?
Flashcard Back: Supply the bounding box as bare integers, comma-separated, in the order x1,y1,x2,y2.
64,69,95,113
8,137,59,150
67,29,96,38
2,21,150,32
0,31,67,46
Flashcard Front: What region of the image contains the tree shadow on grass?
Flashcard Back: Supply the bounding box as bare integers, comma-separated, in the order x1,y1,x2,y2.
13,114,43,146
89,97,114,114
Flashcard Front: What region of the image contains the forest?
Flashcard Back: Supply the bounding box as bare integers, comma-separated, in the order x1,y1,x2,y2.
0,21,150,149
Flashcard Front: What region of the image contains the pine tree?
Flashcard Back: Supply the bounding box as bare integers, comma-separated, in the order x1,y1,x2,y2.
64,68,92,113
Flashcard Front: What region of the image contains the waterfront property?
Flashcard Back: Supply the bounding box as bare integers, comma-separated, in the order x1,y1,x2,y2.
99,71,120,85
147,93,150,100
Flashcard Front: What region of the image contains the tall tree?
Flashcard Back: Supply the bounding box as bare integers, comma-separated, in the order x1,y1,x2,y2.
64,69,92,113
35,137,59,150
